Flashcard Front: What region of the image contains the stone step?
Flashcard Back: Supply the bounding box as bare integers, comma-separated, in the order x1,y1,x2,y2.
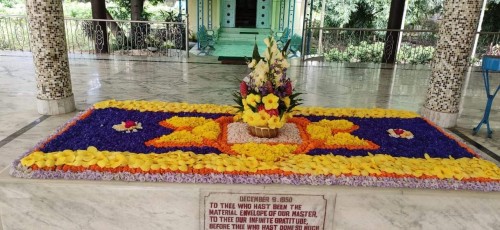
217,34,269,42
218,27,272,35
218,33,268,38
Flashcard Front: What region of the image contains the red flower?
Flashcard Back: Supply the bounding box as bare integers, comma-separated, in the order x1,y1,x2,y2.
285,81,292,96
258,104,265,111
266,109,279,116
240,82,248,98
265,81,274,94
394,129,404,135
124,120,136,128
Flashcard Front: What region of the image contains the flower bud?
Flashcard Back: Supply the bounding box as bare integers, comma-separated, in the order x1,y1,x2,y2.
285,81,292,96
240,81,248,98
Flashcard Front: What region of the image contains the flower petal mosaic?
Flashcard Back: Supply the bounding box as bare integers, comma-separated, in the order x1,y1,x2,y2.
10,100,500,191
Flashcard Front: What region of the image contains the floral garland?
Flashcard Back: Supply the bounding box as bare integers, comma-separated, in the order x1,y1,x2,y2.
9,100,500,191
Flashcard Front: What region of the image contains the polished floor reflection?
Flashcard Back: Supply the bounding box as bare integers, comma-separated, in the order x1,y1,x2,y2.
0,54,499,229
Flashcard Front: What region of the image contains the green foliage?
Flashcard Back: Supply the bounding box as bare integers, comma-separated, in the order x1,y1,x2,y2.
160,10,176,22
0,0,23,5
232,91,244,111
107,0,167,21
64,2,92,19
397,44,435,64
483,1,500,32
101,1,179,21
0,0,25,15
312,0,388,28
405,0,442,30
286,93,303,113
107,1,133,20
325,41,434,64
325,41,384,62
188,30,197,42
313,0,442,30
343,1,375,28
312,0,497,32
148,3,178,21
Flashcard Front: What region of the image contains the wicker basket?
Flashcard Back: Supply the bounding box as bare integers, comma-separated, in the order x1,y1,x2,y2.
248,125,280,138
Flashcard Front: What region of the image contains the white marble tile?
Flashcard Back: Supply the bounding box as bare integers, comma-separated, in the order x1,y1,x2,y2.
0,182,199,230
333,192,500,230
1,172,499,230
0,113,78,170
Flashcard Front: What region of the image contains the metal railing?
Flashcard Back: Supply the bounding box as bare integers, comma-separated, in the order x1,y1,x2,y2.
302,27,438,64
301,27,500,65
0,15,30,51
0,15,189,59
472,31,500,64
1,15,499,64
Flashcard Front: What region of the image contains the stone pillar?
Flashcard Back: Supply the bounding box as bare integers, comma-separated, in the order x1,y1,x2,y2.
420,0,482,128
26,0,75,115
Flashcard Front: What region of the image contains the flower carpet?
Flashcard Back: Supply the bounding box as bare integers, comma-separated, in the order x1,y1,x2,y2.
10,100,500,191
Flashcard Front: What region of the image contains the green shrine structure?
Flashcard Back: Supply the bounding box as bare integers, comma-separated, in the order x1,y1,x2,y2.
180,0,302,56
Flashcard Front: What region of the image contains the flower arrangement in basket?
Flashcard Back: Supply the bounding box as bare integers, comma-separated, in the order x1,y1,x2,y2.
233,36,302,138
486,43,500,56
483,43,500,69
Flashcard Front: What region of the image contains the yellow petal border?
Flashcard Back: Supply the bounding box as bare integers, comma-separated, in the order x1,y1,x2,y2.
20,147,500,181
93,100,420,118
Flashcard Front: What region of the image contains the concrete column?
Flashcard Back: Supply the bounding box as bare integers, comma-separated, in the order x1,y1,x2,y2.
26,0,76,115
421,0,482,128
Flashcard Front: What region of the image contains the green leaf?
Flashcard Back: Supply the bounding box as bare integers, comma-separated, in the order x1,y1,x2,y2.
289,93,302,100
281,39,292,54
252,37,261,62
248,104,257,113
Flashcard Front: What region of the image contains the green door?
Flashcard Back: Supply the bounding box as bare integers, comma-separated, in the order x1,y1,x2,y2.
222,0,236,28
256,0,271,28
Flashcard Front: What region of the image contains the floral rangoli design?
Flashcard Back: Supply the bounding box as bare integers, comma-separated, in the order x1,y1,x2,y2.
9,100,500,191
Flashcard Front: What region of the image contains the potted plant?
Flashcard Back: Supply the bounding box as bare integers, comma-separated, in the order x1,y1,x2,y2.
483,43,500,70
473,43,500,138
233,36,301,138
188,29,197,49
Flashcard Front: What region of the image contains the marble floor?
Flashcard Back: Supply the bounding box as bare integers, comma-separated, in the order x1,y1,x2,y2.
0,53,499,229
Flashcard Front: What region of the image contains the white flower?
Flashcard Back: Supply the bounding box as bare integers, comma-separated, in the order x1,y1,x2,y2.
274,73,282,85
255,60,268,73
281,59,290,68
247,59,257,68
264,49,271,61
276,52,284,60
255,74,265,88
264,37,271,47
252,65,267,86
243,74,251,83
271,43,279,54
257,70,267,82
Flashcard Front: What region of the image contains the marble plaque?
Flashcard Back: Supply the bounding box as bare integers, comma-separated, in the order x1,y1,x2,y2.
202,192,327,230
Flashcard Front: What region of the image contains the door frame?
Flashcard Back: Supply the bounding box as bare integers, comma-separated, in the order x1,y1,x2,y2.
219,0,273,28
255,0,272,29
220,0,236,28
